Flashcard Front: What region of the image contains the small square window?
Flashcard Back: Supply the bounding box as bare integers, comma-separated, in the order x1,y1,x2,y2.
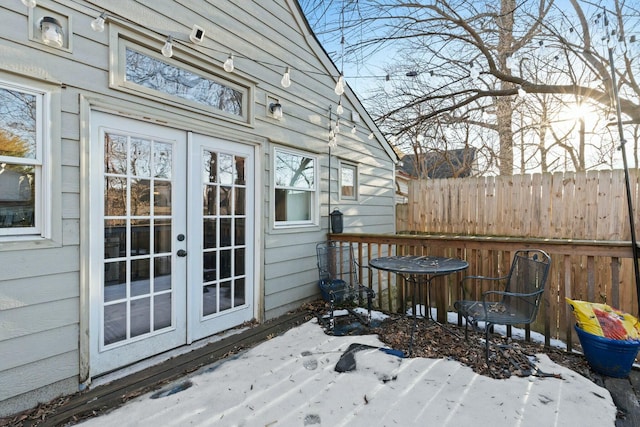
340,163,358,201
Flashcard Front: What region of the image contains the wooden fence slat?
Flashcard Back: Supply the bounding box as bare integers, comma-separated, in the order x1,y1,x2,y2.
406,170,637,242
551,172,564,239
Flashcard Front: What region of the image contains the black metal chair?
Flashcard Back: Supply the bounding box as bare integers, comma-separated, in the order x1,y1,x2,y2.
454,249,551,361
316,241,375,334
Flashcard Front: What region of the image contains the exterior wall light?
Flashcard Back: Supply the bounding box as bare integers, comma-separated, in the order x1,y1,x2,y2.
269,102,283,120
39,16,63,47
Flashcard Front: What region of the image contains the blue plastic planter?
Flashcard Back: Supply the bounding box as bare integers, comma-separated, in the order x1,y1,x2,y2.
574,324,640,378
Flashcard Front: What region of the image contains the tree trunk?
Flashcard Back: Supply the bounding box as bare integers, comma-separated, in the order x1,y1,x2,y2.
496,0,516,175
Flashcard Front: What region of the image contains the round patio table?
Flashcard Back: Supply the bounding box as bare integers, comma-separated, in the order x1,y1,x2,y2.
369,255,469,354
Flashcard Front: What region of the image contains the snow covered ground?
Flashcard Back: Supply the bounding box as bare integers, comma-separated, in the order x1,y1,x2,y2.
79,315,617,426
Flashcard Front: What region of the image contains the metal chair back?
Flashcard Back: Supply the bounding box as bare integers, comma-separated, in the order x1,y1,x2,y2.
316,241,358,289
501,249,551,324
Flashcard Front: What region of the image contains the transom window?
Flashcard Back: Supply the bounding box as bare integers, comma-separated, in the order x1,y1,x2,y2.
125,48,243,116
113,33,250,123
0,83,45,237
274,148,317,227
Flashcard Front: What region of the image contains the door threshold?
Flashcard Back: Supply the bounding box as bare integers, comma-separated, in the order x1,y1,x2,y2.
90,327,248,388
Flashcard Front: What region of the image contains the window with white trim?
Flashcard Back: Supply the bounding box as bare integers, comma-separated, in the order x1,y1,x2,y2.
340,162,358,200
274,148,317,227
112,32,251,124
0,82,47,237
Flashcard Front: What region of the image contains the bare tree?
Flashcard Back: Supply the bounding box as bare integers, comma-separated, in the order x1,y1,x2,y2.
301,0,640,175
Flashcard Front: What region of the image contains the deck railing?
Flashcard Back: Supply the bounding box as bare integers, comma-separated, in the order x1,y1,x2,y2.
328,232,638,352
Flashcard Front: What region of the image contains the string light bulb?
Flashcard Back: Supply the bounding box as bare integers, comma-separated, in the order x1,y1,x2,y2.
281,67,291,88
334,74,345,96
329,135,338,148
91,13,106,32
21,0,36,7
368,132,374,140
334,119,340,134
351,124,357,134
336,99,344,115
161,36,173,58
223,53,234,72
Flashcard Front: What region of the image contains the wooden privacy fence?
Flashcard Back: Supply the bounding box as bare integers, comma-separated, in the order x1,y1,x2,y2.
328,233,638,353
400,169,639,240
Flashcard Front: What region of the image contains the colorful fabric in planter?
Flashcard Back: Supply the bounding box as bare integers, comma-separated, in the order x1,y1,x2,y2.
567,298,640,341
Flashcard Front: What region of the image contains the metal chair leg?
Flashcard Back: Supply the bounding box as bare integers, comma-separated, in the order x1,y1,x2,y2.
485,323,491,362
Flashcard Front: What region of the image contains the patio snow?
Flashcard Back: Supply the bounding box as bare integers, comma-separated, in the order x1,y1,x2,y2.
79,319,617,426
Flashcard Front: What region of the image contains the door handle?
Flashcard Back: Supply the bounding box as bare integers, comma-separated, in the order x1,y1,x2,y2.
177,249,187,257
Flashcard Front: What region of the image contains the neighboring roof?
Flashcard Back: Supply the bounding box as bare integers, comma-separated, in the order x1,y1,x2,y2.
398,147,476,179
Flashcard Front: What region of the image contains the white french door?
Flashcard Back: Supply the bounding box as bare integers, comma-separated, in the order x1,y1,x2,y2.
187,134,255,341
89,112,255,377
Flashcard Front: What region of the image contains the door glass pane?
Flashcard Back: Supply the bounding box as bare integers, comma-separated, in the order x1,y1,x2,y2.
105,134,127,174
154,181,172,214
203,151,217,183
203,284,217,316
131,219,150,255
104,302,127,345
104,261,126,302
104,219,126,259
154,142,172,179
104,177,127,216
203,251,216,282
235,248,245,276
154,293,172,329
131,258,150,296
203,185,217,215
219,153,233,185
130,138,151,178
235,218,245,246
130,298,151,337
219,186,231,214
220,249,232,279
154,256,172,292
203,218,216,249
154,219,171,253
220,281,232,311
234,188,245,215
235,157,245,185
131,179,151,215
220,218,232,247
234,278,245,306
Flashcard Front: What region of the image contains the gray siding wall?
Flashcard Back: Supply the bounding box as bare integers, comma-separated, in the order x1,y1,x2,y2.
0,0,395,415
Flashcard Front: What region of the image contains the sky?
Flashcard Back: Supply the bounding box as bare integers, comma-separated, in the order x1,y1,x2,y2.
299,1,638,172
76,310,617,426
